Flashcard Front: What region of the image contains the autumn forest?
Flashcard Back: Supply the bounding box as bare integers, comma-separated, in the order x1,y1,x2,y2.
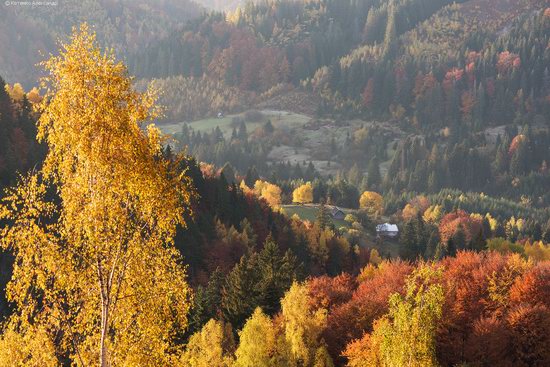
0,0,550,366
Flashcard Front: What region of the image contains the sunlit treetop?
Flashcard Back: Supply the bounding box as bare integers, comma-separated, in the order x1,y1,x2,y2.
0,23,195,366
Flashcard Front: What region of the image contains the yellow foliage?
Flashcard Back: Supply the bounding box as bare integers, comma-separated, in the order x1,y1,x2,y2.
26,87,43,104
226,7,243,24
357,265,444,367
359,191,383,216
389,104,405,120
402,203,418,222
423,205,443,224
5,82,25,101
234,308,276,367
293,182,314,204
524,241,550,262
357,263,379,283
0,24,193,366
470,213,484,222
239,180,253,195
353,126,370,145
182,319,235,367
0,326,59,367
485,213,498,231
254,180,282,208
313,345,335,367
516,218,525,231
281,282,328,366
369,249,383,265
488,254,531,309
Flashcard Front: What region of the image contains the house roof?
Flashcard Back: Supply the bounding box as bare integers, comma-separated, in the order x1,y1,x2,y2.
329,206,344,215
376,223,399,232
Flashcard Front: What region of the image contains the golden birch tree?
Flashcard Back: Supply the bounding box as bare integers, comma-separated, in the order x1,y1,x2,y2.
349,265,444,367
182,319,235,367
281,282,329,366
0,24,193,366
234,308,277,367
359,191,383,217
254,180,282,208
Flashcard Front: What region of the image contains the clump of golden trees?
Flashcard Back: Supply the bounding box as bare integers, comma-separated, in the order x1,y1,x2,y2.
359,191,383,217
0,24,193,366
293,182,314,204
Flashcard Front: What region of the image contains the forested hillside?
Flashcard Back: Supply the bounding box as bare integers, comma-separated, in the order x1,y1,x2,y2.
0,0,204,87
133,0,463,86
194,0,249,11
129,1,550,206
133,0,548,126
1,2,550,367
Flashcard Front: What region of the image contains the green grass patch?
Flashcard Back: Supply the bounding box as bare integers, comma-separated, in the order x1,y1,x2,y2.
157,110,311,138
281,204,351,229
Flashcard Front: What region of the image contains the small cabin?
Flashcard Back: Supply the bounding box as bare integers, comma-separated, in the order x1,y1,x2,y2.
329,206,346,220
376,223,399,237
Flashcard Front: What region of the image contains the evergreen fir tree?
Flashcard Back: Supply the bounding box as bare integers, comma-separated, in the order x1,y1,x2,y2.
222,254,260,329
221,162,236,184
316,201,332,230
446,238,457,257
188,268,225,335
399,220,417,260
495,223,507,238
367,157,382,190
238,120,248,141
244,166,259,188
510,140,529,176
263,119,274,134
453,224,467,251
471,230,487,252
414,213,428,256
256,239,298,316
425,231,440,259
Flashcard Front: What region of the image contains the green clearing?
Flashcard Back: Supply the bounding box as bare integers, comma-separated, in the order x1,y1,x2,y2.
157,110,311,137
282,205,402,257
281,204,351,229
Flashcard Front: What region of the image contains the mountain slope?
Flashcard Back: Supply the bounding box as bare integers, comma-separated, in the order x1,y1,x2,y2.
0,0,204,87
194,0,246,11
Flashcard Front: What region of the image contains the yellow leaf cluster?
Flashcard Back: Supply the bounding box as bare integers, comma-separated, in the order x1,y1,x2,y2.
254,180,282,208
350,265,444,367
423,205,443,224
182,319,235,367
234,308,277,367
524,241,550,262
0,325,59,367
281,282,327,366
359,191,383,216
293,182,314,204
4,82,25,102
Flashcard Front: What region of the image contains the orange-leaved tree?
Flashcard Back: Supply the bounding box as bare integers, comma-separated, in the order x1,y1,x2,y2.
0,24,194,366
